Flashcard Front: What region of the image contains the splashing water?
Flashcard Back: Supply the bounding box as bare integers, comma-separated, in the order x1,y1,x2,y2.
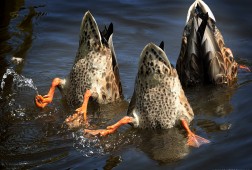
73,131,105,157
1,68,38,95
0,68,39,117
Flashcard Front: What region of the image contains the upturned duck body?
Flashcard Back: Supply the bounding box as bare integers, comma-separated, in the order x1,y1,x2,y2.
35,11,123,124
176,0,244,87
85,42,210,147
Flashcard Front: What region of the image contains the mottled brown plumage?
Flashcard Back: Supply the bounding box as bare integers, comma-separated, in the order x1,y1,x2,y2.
35,11,123,108
176,0,238,87
127,43,194,128
62,11,123,106
84,43,210,147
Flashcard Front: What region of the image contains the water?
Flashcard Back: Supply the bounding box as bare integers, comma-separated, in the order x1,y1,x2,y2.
1,68,38,94
73,131,105,157
1,0,252,169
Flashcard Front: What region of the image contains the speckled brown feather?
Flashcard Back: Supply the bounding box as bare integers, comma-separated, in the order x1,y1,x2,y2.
128,43,193,129
60,11,123,106
176,1,238,86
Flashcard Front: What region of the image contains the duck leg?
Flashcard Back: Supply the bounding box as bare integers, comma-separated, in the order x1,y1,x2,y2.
238,64,251,72
35,78,62,108
181,119,210,147
84,116,134,136
65,90,92,125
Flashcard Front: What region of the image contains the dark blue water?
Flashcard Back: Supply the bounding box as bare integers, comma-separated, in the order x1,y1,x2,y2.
1,0,252,169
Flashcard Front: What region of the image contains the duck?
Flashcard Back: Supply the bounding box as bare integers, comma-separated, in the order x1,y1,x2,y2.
84,42,210,147
35,11,123,125
176,0,250,87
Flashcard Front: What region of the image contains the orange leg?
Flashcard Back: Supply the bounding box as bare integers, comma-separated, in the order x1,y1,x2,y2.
65,90,92,125
239,64,251,72
35,78,62,108
181,119,210,147
84,116,134,136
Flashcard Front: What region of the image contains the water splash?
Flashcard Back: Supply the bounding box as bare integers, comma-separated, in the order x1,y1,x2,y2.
72,129,141,158
72,131,105,157
1,68,38,95
0,68,38,118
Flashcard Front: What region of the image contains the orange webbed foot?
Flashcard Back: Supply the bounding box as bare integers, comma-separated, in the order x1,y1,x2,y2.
187,133,210,148
181,119,210,148
239,64,251,72
65,111,81,123
65,108,90,128
65,90,92,128
34,78,62,109
35,94,52,108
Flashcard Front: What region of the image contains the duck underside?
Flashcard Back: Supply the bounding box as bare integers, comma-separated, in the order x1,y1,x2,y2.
128,43,194,129
83,43,210,147
65,50,122,106
62,11,122,106
134,83,188,129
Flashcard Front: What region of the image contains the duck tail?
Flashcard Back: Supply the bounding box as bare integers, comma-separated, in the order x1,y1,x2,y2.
197,12,208,43
186,0,215,24
159,41,164,51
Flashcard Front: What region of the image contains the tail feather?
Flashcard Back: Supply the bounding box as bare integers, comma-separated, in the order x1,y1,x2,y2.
101,23,113,46
76,11,103,61
159,41,164,51
177,17,204,86
139,43,171,70
197,12,208,42
177,0,226,86
186,0,215,24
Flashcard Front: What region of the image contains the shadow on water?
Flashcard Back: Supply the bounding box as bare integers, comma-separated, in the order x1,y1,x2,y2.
80,128,190,168
136,128,190,164
70,126,190,168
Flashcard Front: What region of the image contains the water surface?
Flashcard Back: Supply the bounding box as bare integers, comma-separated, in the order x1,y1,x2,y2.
1,0,252,169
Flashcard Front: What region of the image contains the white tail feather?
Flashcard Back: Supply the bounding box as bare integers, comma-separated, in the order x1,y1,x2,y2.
186,0,215,24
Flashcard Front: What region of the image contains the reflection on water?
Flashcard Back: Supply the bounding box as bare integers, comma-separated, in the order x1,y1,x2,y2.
103,155,122,170
1,0,252,169
137,129,189,164
0,0,43,92
188,85,236,117
186,86,236,134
